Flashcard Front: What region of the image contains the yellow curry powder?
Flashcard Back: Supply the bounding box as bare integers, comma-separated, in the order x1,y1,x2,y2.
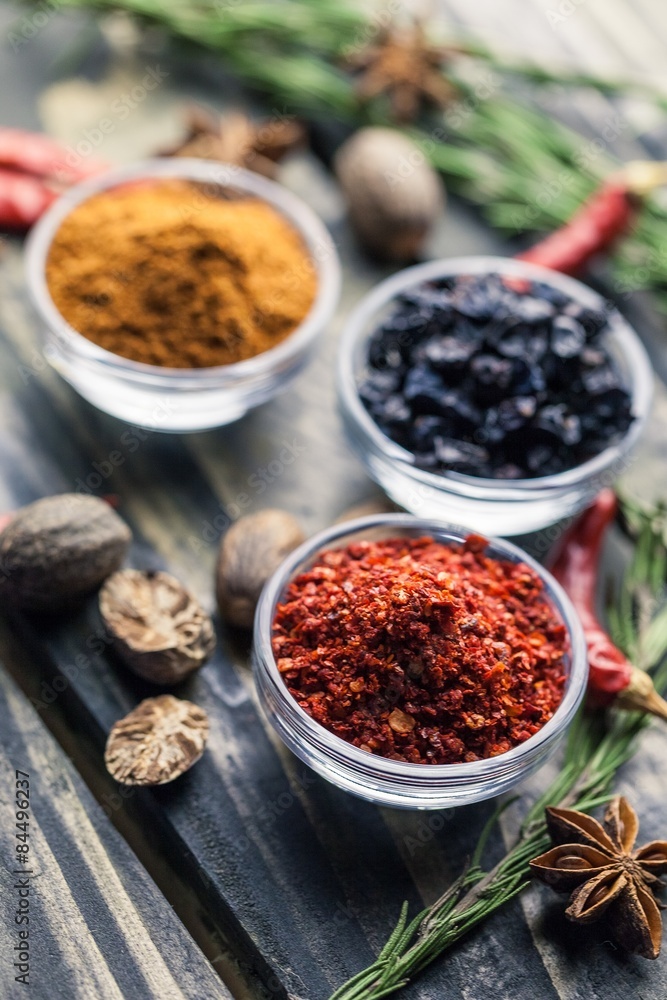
46,180,318,368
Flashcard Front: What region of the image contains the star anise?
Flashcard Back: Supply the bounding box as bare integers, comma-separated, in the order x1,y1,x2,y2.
161,106,305,179
530,796,667,959
346,24,461,124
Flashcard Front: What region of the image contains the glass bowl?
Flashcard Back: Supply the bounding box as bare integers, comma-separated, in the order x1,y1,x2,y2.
25,158,341,432
253,514,587,810
338,256,653,536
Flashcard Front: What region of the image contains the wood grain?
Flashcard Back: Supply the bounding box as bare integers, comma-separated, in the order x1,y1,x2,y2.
0,663,230,1000
0,2,666,998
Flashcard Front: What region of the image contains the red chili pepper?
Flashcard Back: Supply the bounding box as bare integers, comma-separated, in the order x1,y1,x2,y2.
0,128,106,184
516,162,667,277
0,169,58,231
549,490,667,720
517,180,634,276
0,129,109,231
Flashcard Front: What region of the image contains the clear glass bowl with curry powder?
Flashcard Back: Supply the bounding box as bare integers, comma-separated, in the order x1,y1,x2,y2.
253,514,588,810
25,159,341,431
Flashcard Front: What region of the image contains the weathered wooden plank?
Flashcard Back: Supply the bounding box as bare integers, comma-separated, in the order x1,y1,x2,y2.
2,216,667,999
0,3,666,998
0,663,230,1000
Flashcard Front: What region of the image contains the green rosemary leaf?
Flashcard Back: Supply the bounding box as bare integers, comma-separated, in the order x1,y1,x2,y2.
376,901,409,963
329,967,386,1000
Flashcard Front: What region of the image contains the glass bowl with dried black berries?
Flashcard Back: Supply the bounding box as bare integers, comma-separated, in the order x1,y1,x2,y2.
338,257,652,536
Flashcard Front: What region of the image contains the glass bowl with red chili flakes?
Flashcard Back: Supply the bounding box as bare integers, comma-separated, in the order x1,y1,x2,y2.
253,514,587,809
338,256,652,537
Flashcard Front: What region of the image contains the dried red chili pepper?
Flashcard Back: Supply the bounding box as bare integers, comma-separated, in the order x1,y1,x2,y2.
0,129,108,231
272,535,567,764
0,128,106,183
549,490,667,720
0,169,58,231
517,162,667,276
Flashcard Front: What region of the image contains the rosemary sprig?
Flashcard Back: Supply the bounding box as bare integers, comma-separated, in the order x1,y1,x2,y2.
44,0,667,299
330,497,667,1000
56,0,365,115
465,43,667,112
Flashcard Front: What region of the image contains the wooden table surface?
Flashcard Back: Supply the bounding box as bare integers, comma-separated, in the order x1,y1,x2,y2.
1,2,667,998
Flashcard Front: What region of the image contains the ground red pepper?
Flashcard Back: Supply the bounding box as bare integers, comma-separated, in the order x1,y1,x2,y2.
272,535,567,764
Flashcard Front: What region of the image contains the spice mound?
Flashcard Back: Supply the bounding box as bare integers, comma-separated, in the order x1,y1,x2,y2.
359,272,634,479
272,535,568,764
46,179,317,368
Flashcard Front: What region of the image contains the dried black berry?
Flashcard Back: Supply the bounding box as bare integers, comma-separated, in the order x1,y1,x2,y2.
410,415,450,452
581,364,622,398
494,324,533,359
357,272,634,480
403,366,447,415
551,316,586,359
513,297,556,324
437,391,481,428
535,405,582,446
372,394,412,431
497,396,538,431
424,334,478,372
359,370,402,406
471,354,515,402
564,303,608,338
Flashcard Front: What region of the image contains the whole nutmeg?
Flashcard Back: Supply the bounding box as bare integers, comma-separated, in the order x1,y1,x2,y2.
100,569,216,684
105,694,209,785
0,494,131,611
334,126,445,262
216,509,305,628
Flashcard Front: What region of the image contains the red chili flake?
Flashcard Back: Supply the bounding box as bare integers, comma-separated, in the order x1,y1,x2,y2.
272,535,568,764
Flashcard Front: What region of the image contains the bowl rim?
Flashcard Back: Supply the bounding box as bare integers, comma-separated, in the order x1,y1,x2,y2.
337,255,653,495
24,157,342,384
253,513,588,783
